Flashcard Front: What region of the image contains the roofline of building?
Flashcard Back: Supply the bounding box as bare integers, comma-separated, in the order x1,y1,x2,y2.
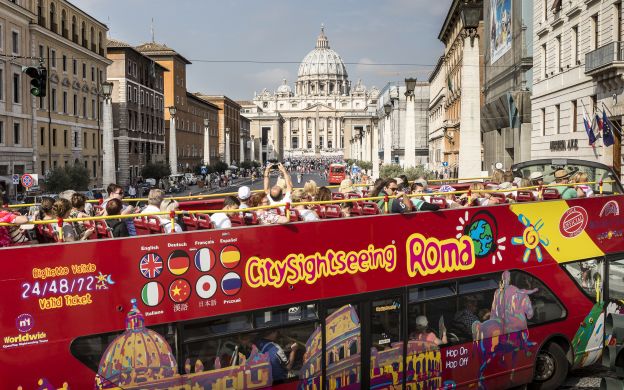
199,95,242,109
136,45,192,65
438,0,462,42
106,44,168,72
428,56,445,82
65,0,109,30
187,92,221,110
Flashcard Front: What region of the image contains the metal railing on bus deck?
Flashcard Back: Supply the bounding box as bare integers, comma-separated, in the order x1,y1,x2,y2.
0,179,615,242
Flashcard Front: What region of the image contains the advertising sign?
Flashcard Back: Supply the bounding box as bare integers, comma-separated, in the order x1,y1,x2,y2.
490,0,512,63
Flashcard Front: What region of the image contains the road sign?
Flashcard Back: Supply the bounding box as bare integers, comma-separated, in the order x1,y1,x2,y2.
200,166,207,175
21,174,35,189
442,161,449,167
11,174,19,185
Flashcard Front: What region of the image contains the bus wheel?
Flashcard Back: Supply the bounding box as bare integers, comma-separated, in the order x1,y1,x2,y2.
529,343,569,390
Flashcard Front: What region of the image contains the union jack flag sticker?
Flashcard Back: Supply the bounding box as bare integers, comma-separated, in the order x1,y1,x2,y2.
140,253,163,279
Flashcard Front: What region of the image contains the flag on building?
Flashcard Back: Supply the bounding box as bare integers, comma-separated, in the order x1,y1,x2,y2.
141,281,164,306
602,110,615,147
582,106,597,146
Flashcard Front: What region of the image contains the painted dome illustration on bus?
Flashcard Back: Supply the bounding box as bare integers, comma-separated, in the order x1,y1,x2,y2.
95,299,178,388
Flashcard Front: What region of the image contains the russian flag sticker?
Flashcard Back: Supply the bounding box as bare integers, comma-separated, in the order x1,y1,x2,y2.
196,275,217,299
194,248,215,272
220,245,241,269
141,281,164,307
221,272,242,296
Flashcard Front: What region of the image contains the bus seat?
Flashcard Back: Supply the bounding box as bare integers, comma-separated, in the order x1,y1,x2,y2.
516,191,535,202
324,204,342,219
196,214,214,230
542,188,561,200
361,202,381,215
37,224,59,243
146,216,164,234
95,220,113,239
133,217,151,235
361,189,369,197
82,221,96,239
490,193,507,203
93,205,104,215
332,192,345,200
430,197,448,209
288,209,301,222
243,211,259,225
228,213,245,226
182,214,198,231
311,205,324,218
350,204,363,216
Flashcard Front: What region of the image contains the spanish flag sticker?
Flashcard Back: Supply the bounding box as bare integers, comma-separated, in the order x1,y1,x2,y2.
168,250,190,276
220,245,241,269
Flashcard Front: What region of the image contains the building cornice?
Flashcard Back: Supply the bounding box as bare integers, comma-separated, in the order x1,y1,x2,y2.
2,1,36,22
30,25,112,65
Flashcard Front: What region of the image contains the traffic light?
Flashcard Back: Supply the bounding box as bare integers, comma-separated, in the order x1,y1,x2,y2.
602,313,624,390
22,66,47,97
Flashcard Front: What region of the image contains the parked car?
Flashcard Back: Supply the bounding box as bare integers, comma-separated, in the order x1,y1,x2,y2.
184,173,197,185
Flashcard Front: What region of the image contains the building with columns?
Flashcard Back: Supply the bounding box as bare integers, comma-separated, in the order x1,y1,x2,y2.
531,0,624,178
428,56,451,175
437,0,485,179
250,27,378,161
376,81,430,167
197,95,243,165
106,38,167,186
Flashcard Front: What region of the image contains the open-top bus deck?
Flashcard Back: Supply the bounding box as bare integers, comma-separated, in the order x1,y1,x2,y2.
2,159,624,390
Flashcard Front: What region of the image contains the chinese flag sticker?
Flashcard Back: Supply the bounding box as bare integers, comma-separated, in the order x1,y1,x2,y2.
169,279,191,303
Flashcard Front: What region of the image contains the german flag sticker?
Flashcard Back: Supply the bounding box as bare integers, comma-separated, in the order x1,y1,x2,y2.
168,250,190,276
220,245,241,269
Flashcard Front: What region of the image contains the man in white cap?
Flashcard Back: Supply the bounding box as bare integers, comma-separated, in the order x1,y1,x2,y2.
237,186,251,209
529,171,544,186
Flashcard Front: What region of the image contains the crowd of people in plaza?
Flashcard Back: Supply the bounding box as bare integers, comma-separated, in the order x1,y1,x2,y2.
0,157,601,247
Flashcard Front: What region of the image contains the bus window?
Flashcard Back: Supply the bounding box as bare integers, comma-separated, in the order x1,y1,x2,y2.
409,282,455,302
562,258,604,299
184,314,252,341
370,298,403,388
509,271,567,325
610,259,624,301
325,304,361,389
254,304,318,328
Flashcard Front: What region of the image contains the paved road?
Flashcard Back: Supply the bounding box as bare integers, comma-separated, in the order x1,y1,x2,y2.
187,172,330,196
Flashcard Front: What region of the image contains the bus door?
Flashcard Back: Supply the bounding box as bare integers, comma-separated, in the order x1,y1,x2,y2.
321,290,404,390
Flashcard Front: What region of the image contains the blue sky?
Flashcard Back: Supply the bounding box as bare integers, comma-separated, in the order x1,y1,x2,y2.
81,0,452,100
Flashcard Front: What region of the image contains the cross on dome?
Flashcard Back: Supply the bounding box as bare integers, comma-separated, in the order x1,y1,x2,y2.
316,24,330,49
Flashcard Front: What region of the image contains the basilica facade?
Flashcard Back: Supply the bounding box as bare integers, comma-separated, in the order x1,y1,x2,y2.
245,27,379,162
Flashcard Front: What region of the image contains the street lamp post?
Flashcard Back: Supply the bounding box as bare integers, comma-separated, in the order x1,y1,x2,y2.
404,77,417,168
372,122,380,179
240,135,245,163
458,1,482,180
168,106,178,175
383,102,392,164
251,135,255,163
203,118,210,167
101,81,115,186
225,127,231,165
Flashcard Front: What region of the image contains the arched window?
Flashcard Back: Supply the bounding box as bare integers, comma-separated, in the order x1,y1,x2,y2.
36,0,44,26
49,2,56,32
338,346,345,359
90,27,94,51
61,9,67,38
81,21,86,46
349,340,357,355
71,16,77,42
98,32,103,55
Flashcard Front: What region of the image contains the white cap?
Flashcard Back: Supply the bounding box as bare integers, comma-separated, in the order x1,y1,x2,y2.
238,186,251,200
415,315,428,327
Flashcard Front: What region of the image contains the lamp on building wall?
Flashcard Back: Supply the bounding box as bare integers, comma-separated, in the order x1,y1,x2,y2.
405,78,417,97
225,127,231,165
101,81,115,185
168,106,178,175
383,102,392,116
461,1,481,47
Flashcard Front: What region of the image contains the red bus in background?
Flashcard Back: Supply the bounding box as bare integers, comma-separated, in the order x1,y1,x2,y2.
328,164,346,185
2,159,624,390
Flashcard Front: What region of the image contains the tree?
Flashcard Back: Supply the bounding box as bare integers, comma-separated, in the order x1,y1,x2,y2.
211,161,228,173
356,160,373,172
44,164,91,192
240,161,252,170
251,160,261,168
379,164,403,179
141,162,171,182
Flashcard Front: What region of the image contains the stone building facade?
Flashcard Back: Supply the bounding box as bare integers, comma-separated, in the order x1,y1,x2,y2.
197,95,242,165
532,0,624,177
106,39,166,186
250,27,378,161
428,56,450,173
481,0,533,171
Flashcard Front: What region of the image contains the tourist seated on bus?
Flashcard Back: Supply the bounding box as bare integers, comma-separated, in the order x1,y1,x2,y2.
571,171,594,198
341,202,354,217
451,295,480,341
264,163,293,208
530,171,544,187
339,178,358,197
291,190,319,222
458,183,486,207
37,197,55,221
237,186,251,209
316,186,332,202
303,180,318,201
399,175,410,192
105,198,130,238
252,192,288,225
0,207,30,247
160,199,183,233
490,168,505,184
102,183,137,236
253,328,300,384
552,169,578,200
210,196,240,229
375,179,413,214
141,189,165,215
438,185,461,209
409,315,447,349
52,198,94,241
70,193,91,238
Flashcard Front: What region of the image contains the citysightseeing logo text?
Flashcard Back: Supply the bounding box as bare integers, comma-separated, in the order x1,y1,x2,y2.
245,244,397,288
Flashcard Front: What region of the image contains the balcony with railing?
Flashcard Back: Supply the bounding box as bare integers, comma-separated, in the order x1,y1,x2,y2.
585,41,624,76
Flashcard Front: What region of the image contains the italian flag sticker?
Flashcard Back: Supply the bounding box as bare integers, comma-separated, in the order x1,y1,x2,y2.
141,281,164,307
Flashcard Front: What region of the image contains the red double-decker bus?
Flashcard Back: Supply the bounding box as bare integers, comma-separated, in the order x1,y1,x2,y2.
328,164,347,185
2,159,624,390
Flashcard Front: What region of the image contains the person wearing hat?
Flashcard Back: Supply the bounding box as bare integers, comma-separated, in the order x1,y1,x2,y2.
553,169,578,200
410,315,447,347
339,178,357,196
529,171,544,186
237,186,251,209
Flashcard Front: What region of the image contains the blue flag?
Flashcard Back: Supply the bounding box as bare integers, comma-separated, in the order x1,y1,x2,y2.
583,106,596,146
603,110,615,147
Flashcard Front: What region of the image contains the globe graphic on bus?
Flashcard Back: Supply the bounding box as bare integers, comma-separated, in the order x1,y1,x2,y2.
468,219,494,257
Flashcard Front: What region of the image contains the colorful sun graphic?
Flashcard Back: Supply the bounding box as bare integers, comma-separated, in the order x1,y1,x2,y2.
511,214,550,263
456,211,507,264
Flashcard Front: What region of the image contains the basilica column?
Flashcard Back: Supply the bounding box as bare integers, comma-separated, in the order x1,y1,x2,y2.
372,124,380,179
285,118,291,153
298,117,303,150
334,118,339,150
312,117,317,152
323,118,328,150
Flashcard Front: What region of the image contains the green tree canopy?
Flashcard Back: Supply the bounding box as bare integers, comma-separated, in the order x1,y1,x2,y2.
44,164,91,192
141,162,171,182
